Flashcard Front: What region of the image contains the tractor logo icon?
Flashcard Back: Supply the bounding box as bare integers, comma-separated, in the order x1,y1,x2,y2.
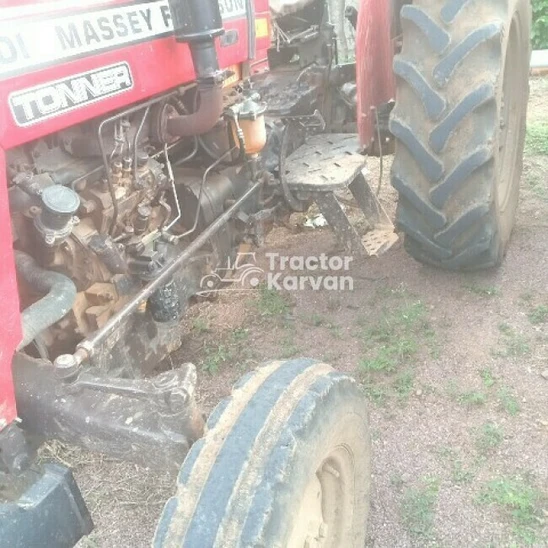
198,253,265,295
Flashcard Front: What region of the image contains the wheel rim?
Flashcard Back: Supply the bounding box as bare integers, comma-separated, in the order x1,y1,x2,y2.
287,446,354,548
497,14,521,212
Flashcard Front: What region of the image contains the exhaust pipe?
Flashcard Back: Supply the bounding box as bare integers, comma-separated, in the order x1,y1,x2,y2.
159,0,226,140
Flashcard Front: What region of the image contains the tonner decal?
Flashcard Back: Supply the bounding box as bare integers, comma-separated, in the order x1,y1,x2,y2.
9,63,133,126
0,0,248,79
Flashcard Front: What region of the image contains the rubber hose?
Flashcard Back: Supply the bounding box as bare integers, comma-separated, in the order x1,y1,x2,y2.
15,251,77,350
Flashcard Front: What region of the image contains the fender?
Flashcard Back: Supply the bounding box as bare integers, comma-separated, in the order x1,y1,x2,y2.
0,148,20,431
356,0,396,148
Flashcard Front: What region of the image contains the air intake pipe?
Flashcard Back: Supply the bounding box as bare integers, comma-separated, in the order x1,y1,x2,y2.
162,0,226,139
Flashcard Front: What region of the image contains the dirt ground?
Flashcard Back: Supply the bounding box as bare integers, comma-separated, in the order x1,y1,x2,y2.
69,78,548,547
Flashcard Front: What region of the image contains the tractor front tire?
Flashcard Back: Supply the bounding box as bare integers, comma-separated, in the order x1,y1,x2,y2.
154,359,371,548
390,0,531,270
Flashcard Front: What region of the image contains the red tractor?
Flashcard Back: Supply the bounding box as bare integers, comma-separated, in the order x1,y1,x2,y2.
0,0,530,546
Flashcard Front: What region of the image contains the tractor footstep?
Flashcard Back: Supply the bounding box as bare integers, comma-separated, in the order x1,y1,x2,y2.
284,134,398,258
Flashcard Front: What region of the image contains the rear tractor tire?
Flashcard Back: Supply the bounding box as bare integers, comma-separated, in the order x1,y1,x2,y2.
391,0,531,270
154,358,371,548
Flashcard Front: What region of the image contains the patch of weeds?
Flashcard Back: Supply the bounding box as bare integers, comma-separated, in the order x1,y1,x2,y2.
361,381,389,406
359,301,431,374
230,327,249,344
191,317,209,334
437,446,475,484
475,423,504,454
458,390,487,407
360,337,417,373
280,335,299,359
308,313,325,327
525,121,548,156
466,284,500,297
498,387,521,416
493,324,531,358
446,381,487,407
480,368,496,388
528,305,548,325
451,460,475,484
477,476,544,545
328,323,343,339
256,285,290,318
498,322,512,334
201,344,232,374
461,390,488,407
401,477,440,539
393,370,415,400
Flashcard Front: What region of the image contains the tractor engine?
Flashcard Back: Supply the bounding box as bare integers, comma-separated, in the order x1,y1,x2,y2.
8,126,174,356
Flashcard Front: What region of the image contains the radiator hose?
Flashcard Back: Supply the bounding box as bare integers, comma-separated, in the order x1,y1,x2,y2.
15,251,77,350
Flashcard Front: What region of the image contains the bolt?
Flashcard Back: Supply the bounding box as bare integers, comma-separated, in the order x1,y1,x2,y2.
80,200,96,215
54,354,81,382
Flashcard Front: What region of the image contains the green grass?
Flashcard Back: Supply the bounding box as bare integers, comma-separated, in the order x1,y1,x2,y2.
451,460,476,484
446,381,487,408
480,368,496,388
199,328,252,374
437,447,476,484
458,390,487,407
528,305,548,325
477,476,545,545
525,121,548,156
493,324,531,358
401,478,440,538
359,301,433,374
230,327,249,344
498,387,521,416
191,317,209,334
393,370,415,400
465,284,500,297
279,334,299,359
201,344,232,374
256,285,290,318
475,423,504,455
362,381,389,406
307,313,325,327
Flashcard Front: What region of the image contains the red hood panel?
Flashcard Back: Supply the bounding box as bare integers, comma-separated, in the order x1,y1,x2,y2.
0,149,20,429
0,0,271,149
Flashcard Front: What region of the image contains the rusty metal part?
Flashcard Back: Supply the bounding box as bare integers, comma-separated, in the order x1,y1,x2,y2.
15,252,77,350
282,134,397,257
97,92,178,235
282,134,365,192
165,84,225,140
61,178,263,368
13,353,204,471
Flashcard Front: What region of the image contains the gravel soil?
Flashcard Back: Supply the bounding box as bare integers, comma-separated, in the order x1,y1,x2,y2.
70,78,548,547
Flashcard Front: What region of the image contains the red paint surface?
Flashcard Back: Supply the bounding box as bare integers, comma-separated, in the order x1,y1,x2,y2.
356,0,395,147
0,0,270,429
0,23,251,148
0,149,20,430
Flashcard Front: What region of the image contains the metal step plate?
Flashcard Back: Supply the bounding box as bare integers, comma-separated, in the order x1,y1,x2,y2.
284,134,366,192
362,229,399,257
